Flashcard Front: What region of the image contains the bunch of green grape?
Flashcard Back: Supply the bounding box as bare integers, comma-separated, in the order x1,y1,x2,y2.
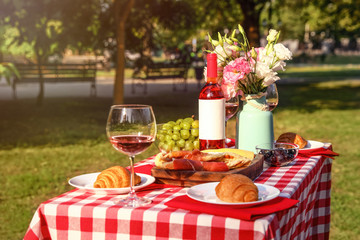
157,117,199,152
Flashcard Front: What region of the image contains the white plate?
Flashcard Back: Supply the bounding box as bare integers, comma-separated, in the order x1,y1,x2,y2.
68,173,155,195
186,182,280,207
301,140,325,151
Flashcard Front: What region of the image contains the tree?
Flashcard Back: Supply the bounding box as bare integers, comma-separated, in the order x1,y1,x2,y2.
1,0,60,104
0,0,104,105
112,0,198,104
258,0,360,51
185,0,266,48
5,0,359,106
187,0,243,41
0,26,21,90
126,0,197,55
1,0,200,105
305,0,360,49
113,0,134,105
0,62,20,91
236,0,267,46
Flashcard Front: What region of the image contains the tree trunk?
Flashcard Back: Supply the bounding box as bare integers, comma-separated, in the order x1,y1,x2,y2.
35,48,44,106
143,18,153,59
113,0,134,105
237,0,266,47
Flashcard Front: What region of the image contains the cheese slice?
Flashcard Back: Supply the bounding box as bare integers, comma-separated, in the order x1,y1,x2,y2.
201,148,255,160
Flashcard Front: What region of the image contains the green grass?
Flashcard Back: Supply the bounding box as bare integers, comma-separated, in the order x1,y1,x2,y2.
322,54,360,64
279,64,360,80
291,54,360,65
1,68,360,239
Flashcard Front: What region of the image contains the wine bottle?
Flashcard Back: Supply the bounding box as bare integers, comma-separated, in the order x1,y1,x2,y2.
198,53,225,150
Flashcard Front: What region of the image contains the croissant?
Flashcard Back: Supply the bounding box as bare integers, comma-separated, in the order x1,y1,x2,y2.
277,132,307,149
93,166,141,188
215,174,258,203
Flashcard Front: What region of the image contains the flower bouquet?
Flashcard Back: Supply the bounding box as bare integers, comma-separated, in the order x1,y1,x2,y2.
207,24,292,101
206,25,293,152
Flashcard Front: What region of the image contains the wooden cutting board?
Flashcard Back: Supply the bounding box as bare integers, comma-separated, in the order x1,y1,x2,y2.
151,154,264,187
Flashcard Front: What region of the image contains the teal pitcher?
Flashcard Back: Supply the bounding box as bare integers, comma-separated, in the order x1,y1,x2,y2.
235,95,274,152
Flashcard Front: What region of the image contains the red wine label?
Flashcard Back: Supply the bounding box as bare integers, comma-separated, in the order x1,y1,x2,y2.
199,99,225,140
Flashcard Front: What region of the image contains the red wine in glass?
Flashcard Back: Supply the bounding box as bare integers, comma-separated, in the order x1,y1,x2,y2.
267,102,278,111
106,104,156,208
110,135,154,156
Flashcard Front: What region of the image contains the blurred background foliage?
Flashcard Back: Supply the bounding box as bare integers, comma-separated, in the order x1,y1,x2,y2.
1,0,360,65
1,0,359,105
3,0,360,105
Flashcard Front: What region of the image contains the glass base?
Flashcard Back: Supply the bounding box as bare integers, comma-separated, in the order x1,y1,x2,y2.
114,195,152,208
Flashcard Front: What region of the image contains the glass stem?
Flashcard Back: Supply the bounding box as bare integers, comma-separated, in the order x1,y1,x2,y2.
128,155,136,198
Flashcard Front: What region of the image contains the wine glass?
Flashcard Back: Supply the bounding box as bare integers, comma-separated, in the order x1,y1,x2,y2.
265,83,279,111
225,96,240,122
225,96,240,144
106,104,156,207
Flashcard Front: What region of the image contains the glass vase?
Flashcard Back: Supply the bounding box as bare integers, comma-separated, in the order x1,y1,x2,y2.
235,95,274,152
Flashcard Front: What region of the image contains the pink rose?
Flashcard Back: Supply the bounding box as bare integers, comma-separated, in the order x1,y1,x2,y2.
223,67,242,84
221,83,238,100
223,57,251,85
234,58,251,74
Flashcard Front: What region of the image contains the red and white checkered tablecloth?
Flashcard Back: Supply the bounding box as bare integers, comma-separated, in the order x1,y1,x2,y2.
24,145,333,240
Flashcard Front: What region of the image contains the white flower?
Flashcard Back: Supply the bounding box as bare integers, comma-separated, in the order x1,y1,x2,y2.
258,46,288,71
214,42,232,62
271,60,286,71
262,71,280,87
257,47,267,59
255,61,280,87
258,48,274,67
267,29,278,43
255,61,272,79
274,43,292,60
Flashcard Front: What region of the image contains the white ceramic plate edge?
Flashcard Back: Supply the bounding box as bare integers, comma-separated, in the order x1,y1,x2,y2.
301,140,325,151
275,139,325,151
186,182,280,207
68,173,155,194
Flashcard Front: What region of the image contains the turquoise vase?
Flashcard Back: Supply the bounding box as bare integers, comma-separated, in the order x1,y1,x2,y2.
235,95,274,152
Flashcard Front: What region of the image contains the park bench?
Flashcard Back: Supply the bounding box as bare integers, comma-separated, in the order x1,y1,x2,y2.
131,62,189,94
12,63,97,99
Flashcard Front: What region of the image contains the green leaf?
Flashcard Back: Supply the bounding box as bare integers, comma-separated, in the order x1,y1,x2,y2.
0,65,6,74
218,32,223,46
4,63,21,79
